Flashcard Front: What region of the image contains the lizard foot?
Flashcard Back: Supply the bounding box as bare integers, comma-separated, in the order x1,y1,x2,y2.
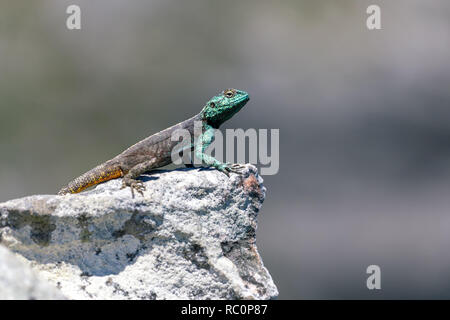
218,163,246,177
121,178,146,198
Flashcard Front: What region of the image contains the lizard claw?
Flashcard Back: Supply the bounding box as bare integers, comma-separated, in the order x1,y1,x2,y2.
219,163,246,176
230,163,245,170
229,163,246,174
121,178,146,198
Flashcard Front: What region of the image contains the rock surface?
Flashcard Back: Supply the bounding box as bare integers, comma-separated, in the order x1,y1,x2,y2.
0,165,278,300
0,245,65,299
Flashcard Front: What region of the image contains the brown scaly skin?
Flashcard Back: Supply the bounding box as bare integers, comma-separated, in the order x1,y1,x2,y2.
58,113,201,197
58,88,250,197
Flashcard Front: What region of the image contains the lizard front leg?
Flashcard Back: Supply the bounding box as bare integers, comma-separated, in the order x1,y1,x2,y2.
121,159,159,197
195,125,245,176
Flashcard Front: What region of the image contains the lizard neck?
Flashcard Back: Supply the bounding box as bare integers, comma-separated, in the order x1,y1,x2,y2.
201,112,221,129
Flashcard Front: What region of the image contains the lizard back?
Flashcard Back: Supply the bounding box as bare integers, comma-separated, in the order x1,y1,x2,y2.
58,113,202,195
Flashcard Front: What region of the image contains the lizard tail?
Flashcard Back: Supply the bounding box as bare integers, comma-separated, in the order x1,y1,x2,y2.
58,163,124,195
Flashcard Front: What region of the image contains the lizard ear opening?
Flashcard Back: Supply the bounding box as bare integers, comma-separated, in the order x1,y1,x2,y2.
210,102,216,108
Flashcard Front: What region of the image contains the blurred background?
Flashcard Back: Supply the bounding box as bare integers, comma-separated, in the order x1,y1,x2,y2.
1,0,450,299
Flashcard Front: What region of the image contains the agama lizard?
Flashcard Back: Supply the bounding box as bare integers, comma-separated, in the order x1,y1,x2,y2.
58,88,250,196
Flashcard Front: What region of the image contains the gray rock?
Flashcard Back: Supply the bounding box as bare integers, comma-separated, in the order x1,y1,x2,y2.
0,164,278,300
0,245,65,299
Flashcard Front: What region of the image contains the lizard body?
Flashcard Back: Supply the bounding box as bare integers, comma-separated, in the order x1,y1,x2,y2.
58,88,249,196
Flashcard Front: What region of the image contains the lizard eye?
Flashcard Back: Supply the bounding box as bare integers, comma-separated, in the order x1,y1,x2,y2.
224,89,236,98
210,102,216,108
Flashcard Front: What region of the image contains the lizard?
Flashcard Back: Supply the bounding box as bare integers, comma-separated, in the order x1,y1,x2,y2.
58,88,250,197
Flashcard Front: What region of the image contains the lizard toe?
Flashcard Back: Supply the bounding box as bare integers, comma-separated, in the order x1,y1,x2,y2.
121,178,146,197
131,181,146,196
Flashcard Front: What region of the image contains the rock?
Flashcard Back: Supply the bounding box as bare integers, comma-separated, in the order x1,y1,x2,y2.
0,245,65,299
0,164,278,300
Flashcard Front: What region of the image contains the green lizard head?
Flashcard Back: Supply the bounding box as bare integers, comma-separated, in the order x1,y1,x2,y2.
202,88,249,128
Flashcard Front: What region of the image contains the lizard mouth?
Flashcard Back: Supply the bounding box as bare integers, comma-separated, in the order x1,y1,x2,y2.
234,94,250,107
